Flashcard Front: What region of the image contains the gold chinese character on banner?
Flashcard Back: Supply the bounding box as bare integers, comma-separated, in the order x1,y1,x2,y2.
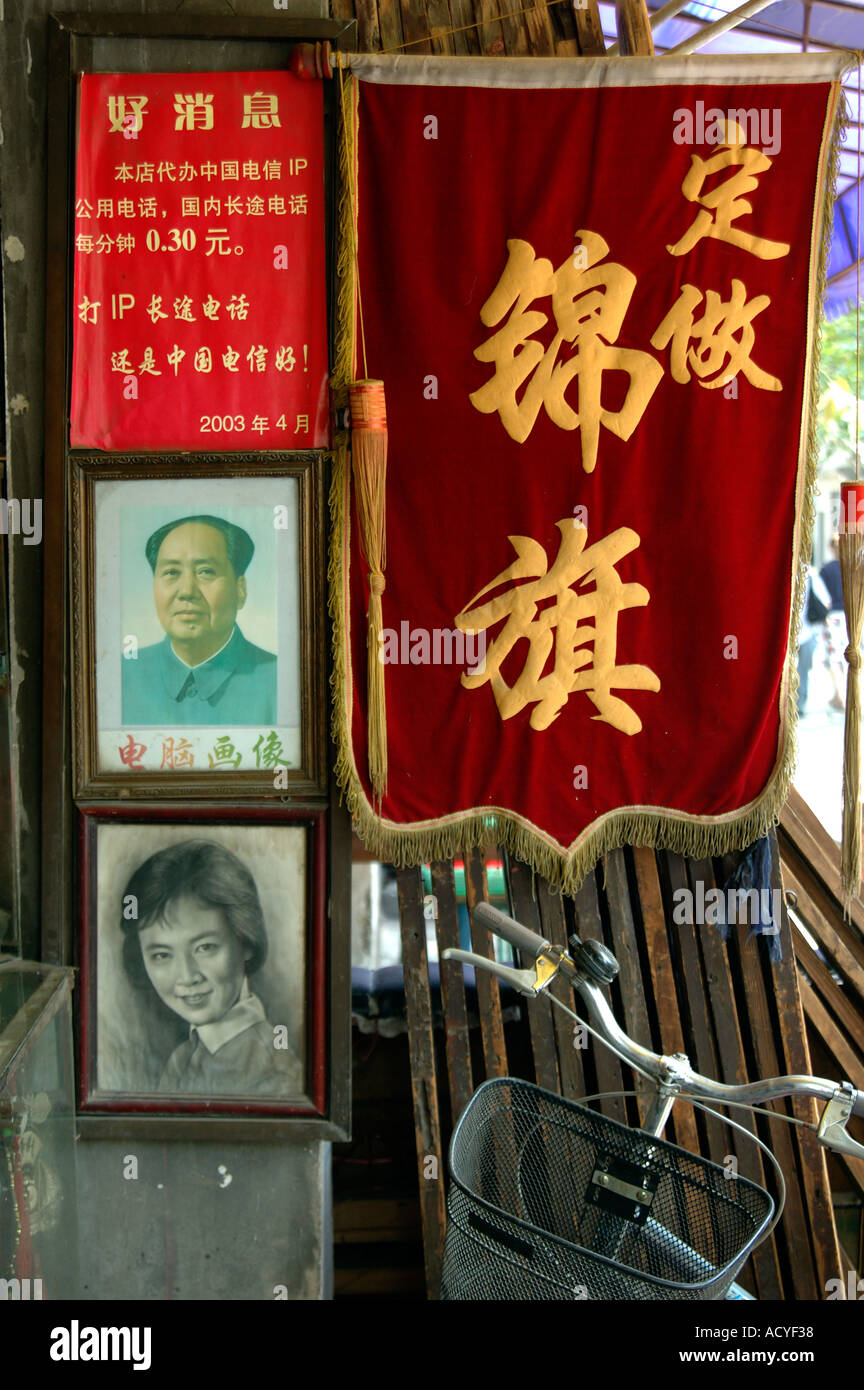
651,279,781,391
455,520,660,734
470,235,663,472
667,122,791,261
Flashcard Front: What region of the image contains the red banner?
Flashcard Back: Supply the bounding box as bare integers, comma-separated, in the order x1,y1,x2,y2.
336,60,844,886
71,71,328,451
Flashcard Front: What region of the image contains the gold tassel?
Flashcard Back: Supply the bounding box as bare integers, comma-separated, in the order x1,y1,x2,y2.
350,379,388,800
839,483,864,912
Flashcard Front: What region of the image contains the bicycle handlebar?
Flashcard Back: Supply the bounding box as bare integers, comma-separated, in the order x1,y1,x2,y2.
458,903,864,1149
471,903,550,959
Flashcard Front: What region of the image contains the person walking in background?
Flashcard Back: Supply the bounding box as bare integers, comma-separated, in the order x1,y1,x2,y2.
820,537,846,712
819,536,843,611
798,565,831,715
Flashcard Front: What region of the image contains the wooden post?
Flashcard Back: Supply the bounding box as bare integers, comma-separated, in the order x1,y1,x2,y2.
396,867,448,1299
615,0,654,55
572,0,607,57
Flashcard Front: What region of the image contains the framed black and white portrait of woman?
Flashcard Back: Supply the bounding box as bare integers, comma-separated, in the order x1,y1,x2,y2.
78,806,328,1122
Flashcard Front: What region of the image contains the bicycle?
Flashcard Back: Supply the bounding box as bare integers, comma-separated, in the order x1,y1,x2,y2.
439,902,864,1301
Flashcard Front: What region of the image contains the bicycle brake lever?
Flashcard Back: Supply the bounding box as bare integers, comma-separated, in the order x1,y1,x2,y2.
816,1084,864,1161
441,947,553,997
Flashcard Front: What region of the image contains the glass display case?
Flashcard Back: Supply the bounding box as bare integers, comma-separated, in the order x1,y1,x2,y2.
0,958,78,1298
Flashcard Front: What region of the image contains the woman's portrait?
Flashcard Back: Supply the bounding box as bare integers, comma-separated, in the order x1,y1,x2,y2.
93,821,307,1104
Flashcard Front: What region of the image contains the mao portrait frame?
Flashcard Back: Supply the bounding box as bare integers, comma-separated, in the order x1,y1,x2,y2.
70,453,327,799
77,803,330,1130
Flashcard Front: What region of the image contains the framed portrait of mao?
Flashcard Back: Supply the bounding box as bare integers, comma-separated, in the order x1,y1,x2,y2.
71,455,326,797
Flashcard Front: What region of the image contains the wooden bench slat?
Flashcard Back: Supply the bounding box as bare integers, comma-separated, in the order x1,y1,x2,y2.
602,849,654,1124
793,931,864,1056
508,859,562,1094
573,871,628,1124
430,859,475,1121
686,857,785,1300
665,852,729,1168
632,846,701,1158
396,866,447,1299
536,879,586,1103
796,975,864,1196
780,789,864,940
464,846,509,1079
782,862,864,1003
768,833,847,1293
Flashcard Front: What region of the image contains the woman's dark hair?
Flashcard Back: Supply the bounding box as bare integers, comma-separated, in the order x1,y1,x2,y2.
120,839,268,989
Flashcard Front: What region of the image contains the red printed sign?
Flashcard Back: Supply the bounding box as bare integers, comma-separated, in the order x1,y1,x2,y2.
70,71,329,451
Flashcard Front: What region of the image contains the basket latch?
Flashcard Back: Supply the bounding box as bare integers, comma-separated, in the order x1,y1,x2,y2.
586,1155,660,1225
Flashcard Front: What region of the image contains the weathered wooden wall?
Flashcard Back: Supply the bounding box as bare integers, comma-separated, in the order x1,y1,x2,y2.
331,0,606,58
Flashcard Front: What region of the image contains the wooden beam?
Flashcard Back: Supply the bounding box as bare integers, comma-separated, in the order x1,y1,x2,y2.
572,0,607,57
608,0,691,52
614,0,654,56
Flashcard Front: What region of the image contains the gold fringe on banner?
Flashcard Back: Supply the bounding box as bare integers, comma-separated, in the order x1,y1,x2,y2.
837,59,864,916
838,504,864,912
329,70,847,892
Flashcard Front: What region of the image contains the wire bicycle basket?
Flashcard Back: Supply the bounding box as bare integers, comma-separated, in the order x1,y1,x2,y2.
440,1078,775,1301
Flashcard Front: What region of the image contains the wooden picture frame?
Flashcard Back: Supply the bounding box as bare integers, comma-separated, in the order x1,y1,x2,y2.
70,453,327,798
78,805,328,1122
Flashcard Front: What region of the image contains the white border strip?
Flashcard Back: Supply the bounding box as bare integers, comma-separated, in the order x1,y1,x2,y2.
347,52,851,88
